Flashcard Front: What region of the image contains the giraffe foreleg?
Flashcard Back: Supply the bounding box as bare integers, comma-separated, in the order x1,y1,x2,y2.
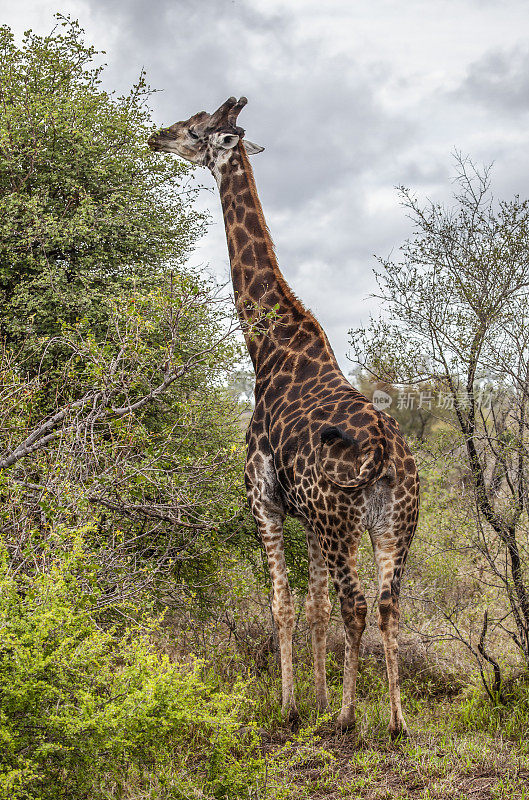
247,480,298,723
304,526,331,711
246,442,299,723
265,524,298,723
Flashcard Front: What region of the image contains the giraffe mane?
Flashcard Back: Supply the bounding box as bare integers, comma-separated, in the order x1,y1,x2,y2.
238,142,334,355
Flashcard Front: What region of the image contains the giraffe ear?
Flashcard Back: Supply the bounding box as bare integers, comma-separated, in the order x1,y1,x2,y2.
244,140,265,154
211,132,240,149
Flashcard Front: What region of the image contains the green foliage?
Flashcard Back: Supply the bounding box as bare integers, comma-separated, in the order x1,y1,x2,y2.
0,16,204,371
0,15,271,799
457,677,529,741
0,19,248,604
0,274,247,606
0,536,263,800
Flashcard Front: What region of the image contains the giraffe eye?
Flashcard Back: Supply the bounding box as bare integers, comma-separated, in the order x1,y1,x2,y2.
188,129,199,140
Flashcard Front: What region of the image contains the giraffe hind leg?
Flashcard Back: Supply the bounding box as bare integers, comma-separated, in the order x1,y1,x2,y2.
304,525,331,712
369,517,416,739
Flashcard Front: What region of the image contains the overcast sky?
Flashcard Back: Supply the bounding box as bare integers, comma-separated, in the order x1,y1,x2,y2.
3,0,529,370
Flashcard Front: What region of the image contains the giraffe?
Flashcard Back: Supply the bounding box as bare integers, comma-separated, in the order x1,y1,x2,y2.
149,97,419,738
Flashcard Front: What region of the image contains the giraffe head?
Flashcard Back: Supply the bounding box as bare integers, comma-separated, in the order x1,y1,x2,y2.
148,96,264,174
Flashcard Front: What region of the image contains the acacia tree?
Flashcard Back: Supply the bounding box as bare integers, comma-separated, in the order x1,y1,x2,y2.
0,277,247,603
351,156,529,689
0,17,251,609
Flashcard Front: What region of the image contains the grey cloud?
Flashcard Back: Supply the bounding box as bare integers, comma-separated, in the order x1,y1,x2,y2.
454,47,529,114
251,58,412,211
394,155,449,190
74,0,529,370
87,0,291,108
85,0,412,210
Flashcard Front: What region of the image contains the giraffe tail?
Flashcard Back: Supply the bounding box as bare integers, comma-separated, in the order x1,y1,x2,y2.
316,425,388,490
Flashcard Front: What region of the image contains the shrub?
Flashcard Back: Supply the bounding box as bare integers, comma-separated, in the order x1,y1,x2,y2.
0,536,263,799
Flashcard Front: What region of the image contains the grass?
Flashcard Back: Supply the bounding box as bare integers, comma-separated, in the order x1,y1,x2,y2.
226,647,529,800
262,694,529,799
154,602,529,800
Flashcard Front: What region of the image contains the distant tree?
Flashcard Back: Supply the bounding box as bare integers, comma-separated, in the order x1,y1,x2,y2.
350,155,529,692
349,366,438,442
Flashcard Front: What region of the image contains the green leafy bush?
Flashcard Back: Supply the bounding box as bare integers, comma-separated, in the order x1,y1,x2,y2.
0,536,263,799
0,16,203,372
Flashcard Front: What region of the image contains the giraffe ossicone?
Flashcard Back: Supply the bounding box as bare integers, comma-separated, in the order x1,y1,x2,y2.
149,97,420,739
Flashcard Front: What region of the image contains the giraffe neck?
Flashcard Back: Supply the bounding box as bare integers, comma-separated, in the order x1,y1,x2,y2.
216,142,338,374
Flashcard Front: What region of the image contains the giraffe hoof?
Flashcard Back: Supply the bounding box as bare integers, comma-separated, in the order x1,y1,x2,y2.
389,722,408,741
